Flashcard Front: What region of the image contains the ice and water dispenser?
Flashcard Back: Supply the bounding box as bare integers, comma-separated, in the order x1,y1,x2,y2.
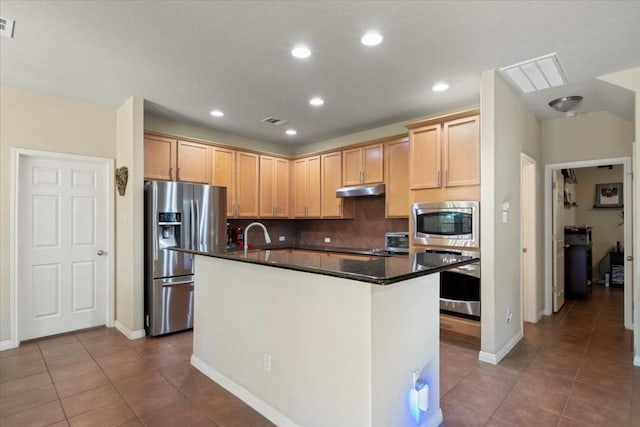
157,212,182,249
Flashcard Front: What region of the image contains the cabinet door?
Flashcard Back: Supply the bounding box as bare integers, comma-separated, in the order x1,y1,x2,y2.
293,158,308,218
259,156,275,217
211,147,235,217
443,115,480,187
274,158,290,218
144,135,176,181
385,138,409,217
342,147,363,186
177,141,210,184
307,156,321,217
362,144,384,184
410,124,441,189
236,152,259,217
321,152,344,218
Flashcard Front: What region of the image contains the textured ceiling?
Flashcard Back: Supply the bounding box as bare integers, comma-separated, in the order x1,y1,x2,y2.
1,1,638,145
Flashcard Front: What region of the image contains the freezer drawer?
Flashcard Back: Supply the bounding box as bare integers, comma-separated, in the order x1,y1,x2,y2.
148,276,194,336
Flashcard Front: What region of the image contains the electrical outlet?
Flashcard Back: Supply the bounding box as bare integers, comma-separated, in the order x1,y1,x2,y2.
324,237,331,243
507,308,513,324
279,236,285,241
263,353,271,372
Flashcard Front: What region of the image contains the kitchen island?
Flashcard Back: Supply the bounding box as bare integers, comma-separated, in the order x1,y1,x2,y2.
182,247,477,427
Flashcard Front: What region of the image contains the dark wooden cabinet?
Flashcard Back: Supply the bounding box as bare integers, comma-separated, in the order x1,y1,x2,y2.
609,251,624,287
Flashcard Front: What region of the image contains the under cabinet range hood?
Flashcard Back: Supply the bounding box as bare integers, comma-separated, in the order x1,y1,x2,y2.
336,183,385,198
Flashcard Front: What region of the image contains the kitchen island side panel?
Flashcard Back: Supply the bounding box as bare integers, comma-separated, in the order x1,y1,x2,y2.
372,274,442,427
192,255,373,427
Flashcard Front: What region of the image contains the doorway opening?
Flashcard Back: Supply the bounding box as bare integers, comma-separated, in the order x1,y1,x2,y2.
544,157,632,330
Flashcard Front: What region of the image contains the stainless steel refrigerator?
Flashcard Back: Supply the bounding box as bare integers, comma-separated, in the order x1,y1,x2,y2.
144,181,227,336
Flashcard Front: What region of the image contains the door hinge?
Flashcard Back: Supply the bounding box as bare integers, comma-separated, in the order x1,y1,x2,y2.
145,315,149,327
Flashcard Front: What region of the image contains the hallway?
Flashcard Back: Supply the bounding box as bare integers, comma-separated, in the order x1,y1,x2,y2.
0,285,638,426
440,285,638,426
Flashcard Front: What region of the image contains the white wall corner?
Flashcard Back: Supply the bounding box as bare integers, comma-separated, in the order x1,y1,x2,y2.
191,354,300,427
478,329,523,365
115,320,145,340
0,340,16,351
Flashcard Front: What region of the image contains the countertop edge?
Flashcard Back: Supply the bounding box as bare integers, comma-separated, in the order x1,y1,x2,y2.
171,247,478,285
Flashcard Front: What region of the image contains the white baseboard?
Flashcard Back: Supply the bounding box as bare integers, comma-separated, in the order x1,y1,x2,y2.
535,311,544,322
115,321,146,340
0,340,15,351
634,355,640,367
478,329,524,365
191,355,299,427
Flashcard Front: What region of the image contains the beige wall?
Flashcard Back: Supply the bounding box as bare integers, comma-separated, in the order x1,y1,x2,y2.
144,114,293,157
0,86,116,343
573,166,625,279
115,97,145,336
480,71,543,359
541,111,633,164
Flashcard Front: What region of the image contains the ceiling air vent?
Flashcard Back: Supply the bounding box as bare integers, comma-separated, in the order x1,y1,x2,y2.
0,17,16,38
261,117,287,126
499,53,567,94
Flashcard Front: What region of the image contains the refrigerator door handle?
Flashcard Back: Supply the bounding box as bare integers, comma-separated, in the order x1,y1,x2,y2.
152,185,159,261
190,199,196,249
195,198,201,250
161,280,194,287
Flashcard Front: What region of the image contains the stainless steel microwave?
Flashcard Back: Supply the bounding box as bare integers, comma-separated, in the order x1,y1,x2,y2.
411,201,479,248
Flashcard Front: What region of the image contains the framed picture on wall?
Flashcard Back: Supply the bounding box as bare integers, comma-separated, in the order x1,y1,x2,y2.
594,182,623,208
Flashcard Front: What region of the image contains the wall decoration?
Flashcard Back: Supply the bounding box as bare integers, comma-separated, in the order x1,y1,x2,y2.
115,166,128,196
594,182,622,208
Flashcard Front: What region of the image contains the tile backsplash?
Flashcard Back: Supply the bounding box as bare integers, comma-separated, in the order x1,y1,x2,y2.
230,197,408,250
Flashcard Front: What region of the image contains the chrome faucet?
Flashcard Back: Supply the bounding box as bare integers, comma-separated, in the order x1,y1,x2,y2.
244,222,271,255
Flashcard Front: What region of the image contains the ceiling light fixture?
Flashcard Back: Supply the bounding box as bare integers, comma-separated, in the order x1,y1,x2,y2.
499,52,568,93
285,129,297,136
309,97,324,106
432,82,449,92
548,95,583,117
209,110,224,117
291,45,311,59
361,31,383,46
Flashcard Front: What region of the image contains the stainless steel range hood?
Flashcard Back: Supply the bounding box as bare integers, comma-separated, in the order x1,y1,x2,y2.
336,183,385,198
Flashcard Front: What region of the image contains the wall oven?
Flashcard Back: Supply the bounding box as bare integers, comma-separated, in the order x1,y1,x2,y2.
440,261,480,319
411,201,479,248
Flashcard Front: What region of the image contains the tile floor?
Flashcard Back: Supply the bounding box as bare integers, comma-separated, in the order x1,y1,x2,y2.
0,284,637,426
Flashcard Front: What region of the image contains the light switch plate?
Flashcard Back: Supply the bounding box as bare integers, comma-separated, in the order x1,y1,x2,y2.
324,237,331,243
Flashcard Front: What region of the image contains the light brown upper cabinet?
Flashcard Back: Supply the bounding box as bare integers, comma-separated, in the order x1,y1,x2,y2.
210,146,235,217
408,113,479,189
384,137,410,217
144,135,177,181
177,140,210,184
235,152,259,218
321,152,354,218
409,124,441,189
443,115,480,187
293,156,321,218
259,155,290,218
342,144,384,186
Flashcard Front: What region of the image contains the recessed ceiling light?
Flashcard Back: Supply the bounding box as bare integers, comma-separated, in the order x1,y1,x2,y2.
309,97,324,106
361,31,383,46
210,110,224,117
285,129,297,136
432,82,449,92
291,45,311,59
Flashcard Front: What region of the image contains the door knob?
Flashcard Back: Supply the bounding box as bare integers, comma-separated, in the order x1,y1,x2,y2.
97,250,106,256
627,256,633,261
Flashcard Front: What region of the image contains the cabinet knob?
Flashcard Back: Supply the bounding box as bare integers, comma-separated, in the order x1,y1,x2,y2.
169,167,173,180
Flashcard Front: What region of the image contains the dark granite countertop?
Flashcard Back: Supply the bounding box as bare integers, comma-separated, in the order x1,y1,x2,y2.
172,245,479,285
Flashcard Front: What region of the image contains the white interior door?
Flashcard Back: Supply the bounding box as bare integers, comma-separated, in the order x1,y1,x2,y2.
521,156,536,322
18,154,110,340
552,169,565,312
